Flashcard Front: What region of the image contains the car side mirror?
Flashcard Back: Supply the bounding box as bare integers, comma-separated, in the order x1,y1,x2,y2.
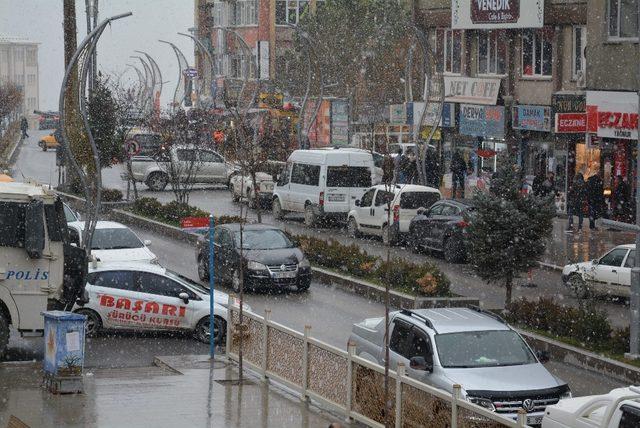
409,356,433,372
417,208,425,215
144,240,152,246
355,200,361,207
67,227,81,246
536,350,550,364
592,259,599,265
178,292,190,304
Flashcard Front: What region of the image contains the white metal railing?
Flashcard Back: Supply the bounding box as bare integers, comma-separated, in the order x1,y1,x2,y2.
225,296,531,428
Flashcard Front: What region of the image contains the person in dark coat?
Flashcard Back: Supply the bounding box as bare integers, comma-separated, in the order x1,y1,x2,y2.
566,173,587,232
532,170,545,196
450,150,467,199
394,148,404,183
20,117,29,139
586,173,605,230
424,146,440,188
614,175,631,222
403,149,418,184
541,172,556,197
382,153,395,185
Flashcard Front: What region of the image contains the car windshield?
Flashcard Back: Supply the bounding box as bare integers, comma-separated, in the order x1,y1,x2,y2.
233,229,294,250
165,270,209,295
90,228,144,250
435,330,537,368
400,191,440,210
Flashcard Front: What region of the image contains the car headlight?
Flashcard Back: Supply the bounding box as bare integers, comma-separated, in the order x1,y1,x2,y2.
298,258,310,268
468,397,496,412
247,260,268,271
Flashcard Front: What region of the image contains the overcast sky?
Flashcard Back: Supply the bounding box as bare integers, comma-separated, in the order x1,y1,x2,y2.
0,0,195,110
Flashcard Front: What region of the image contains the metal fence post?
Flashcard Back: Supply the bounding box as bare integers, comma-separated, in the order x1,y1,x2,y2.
226,294,234,360
301,325,311,401
346,341,356,421
451,384,461,428
395,363,405,428
262,309,271,380
517,409,526,427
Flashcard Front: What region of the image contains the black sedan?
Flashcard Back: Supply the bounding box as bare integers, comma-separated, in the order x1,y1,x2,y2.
408,199,474,263
196,223,312,292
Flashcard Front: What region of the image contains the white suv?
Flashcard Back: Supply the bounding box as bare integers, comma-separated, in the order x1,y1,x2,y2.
347,184,441,245
562,244,635,298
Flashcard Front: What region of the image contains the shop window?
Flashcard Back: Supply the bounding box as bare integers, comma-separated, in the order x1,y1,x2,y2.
572,26,586,81
436,29,462,74
477,30,505,75
522,28,553,77
608,0,639,40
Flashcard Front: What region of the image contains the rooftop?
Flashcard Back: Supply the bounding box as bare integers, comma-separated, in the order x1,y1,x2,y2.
0,34,39,45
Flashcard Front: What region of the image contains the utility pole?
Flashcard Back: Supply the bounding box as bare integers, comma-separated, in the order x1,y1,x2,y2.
269,0,276,80
62,0,78,188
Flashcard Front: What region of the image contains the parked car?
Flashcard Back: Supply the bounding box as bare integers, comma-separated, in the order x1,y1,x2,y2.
196,223,311,292
272,149,375,226
408,199,474,263
38,132,60,151
349,307,570,427
562,244,635,298
38,113,59,130
542,386,640,428
315,147,384,184
230,172,274,208
67,220,158,264
73,262,238,344
347,184,441,245
130,145,236,191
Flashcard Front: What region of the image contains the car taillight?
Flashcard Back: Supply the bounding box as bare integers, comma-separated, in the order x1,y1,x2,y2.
319,191,324,207
456,220,469,228
393,205,400,223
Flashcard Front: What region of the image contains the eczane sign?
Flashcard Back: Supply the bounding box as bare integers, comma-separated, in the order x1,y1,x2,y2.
452,0,544,30
586,91,639,140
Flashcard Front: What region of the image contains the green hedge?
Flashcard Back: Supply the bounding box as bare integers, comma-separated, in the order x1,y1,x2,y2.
130,197,242,227
297,235,450,297
506,298,629,356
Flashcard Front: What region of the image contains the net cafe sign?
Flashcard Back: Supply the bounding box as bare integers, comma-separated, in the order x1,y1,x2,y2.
452,0,544,30
444,76,501,106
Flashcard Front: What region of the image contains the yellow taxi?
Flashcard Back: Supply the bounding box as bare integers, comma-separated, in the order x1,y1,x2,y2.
38,133,60,151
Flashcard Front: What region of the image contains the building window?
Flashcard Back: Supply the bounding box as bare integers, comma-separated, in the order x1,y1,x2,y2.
27,74,36,85
436,29,462,74
234,0,257,26
572,26,586,80
14,49,24,62
522,28,553,77
26,49,37,66
276,0,314,25
477,30,505,75
608,0,639,39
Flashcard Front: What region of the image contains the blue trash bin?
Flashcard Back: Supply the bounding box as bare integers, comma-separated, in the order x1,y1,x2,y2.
42,311,86,393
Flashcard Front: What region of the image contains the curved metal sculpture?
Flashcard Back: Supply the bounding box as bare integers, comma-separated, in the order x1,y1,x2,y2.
126,63,146,110
58,12,132,255
159,39,189,110
135,50,163,114
131,55,153,115
178,32,214,105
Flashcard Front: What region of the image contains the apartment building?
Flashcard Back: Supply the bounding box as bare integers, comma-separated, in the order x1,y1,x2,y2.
0,35,39,127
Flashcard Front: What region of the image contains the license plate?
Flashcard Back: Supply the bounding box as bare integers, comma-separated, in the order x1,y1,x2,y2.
272,271,296,279
327,194,345,202
526,415,543,425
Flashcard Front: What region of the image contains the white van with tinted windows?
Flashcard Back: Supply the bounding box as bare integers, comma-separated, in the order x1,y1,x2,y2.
272,150,374,226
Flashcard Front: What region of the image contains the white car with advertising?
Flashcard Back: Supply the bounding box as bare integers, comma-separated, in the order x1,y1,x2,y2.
67,220,158,264
347,184,441,245
562,244,635,298
74,262,242,344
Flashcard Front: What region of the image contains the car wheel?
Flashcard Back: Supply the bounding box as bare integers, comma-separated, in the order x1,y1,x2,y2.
231,269,242,294
272,198,284,220
444,237,465,263
0,313,9,357
382,224,396,246
304,204,317,227
42,144,47,151
231,185,240,202
297,281,310,292
146,172,168,191
248,191,257,209
408,232,422,253
198,256,209,281
347,217,361,238
567,273,589,299
194,316,226,345
76,309,102,337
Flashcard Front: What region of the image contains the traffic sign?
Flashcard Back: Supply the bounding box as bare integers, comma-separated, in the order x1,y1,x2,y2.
125,139,140,157
183,67,198,78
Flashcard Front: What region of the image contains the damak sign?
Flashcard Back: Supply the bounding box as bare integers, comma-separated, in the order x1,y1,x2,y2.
452,0,544,30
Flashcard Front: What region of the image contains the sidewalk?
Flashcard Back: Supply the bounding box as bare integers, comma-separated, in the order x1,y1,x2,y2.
0,356,350,428
543,217,636,268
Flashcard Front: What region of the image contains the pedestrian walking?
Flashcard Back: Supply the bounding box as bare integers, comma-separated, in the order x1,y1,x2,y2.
532,169,545,196
586,173,606,230
451,150,467,199
382,153,395,185
566,173,587,232
403,149,418,184
393,148,403,184
541,171,556,197
425,146,441,188
614,175,631,222
20,117,29,139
